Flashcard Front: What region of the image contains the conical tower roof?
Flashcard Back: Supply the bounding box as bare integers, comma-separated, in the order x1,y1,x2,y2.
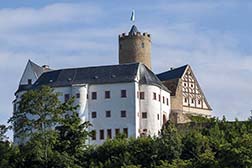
129,25,139,35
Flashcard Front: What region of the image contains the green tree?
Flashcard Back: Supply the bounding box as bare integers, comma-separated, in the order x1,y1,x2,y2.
156,121,182,162
155,159,192,168
0,124,19,168
8,86,90,168
128,137,157,167
0,124,10,141
54,97,91,166
9,86,64,142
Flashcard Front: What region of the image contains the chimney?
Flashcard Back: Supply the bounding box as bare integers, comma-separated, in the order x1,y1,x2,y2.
42,65,50,71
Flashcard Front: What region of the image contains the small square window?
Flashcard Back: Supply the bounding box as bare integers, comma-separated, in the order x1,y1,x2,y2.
123,128,128,138
28,79,32,85
100,130,104,140
91,130,96,140
121,110,127,118
92,112,97,118
107,129,112,139
92,92,97,100
140,92,145,99
142,112,147,119
64,94,70,102
76,93,80,98
106,110,111,118
121,90,127,98
153,92,157,100
105,91,110,99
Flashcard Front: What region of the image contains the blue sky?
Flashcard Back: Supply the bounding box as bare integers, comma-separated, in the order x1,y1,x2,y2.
1,1,252,140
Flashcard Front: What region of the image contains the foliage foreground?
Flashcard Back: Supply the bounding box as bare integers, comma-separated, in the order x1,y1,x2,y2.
1,86,252,168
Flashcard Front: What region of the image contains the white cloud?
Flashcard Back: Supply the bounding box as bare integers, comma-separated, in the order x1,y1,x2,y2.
149,23,252,120
0,3,102,32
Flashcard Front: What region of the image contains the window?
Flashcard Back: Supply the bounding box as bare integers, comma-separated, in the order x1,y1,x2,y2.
105,91,110,99
163,96,165,104
121,110,127,118
142,112,147,119
121,90,127,98
100,130,104,140
184,98,187,103
87,94,89,99
157,114,159,120
91,130,96,140
28,79,32,85
198,100,201,105
123,128,128,138
91,112,97,118
107,129,112,139
140,92,144,99
141,42,145,48
106,110,111,118
76,93,80,98
166,98,169,105
158,95,161,102
92,92,97,100
115,128,120,136
184,83,186,86
191,99,194,103
153,92,157,100
64,94,70,102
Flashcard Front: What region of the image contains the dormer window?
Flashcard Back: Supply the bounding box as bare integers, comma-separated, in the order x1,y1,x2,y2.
28,79,32,85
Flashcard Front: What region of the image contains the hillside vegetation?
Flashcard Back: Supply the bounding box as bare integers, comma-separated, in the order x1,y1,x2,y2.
1,86,252,168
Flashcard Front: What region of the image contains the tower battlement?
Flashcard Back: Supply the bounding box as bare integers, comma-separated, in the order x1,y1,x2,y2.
119,32,151,39
118,25,152,69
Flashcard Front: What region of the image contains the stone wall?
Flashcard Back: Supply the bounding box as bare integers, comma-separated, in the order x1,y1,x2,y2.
119,33,151,69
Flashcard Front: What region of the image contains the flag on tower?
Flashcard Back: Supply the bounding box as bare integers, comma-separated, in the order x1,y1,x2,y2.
130,10,135,22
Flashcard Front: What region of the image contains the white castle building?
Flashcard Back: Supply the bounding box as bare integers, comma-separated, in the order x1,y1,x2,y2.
13,24,211,144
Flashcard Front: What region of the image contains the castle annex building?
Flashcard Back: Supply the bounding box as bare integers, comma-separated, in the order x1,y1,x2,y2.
13,24,212,144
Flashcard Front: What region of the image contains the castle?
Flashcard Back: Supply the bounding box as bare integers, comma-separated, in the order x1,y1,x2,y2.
13,24,212,144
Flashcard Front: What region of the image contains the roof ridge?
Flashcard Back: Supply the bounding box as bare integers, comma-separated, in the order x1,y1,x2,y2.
44,62,141,72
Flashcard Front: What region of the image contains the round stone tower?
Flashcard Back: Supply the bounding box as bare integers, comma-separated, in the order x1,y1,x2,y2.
119,25,152,69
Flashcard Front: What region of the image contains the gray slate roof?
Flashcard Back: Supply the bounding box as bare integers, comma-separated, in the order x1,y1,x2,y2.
156,65,188,81
17,63,169,93
28,60,44,78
